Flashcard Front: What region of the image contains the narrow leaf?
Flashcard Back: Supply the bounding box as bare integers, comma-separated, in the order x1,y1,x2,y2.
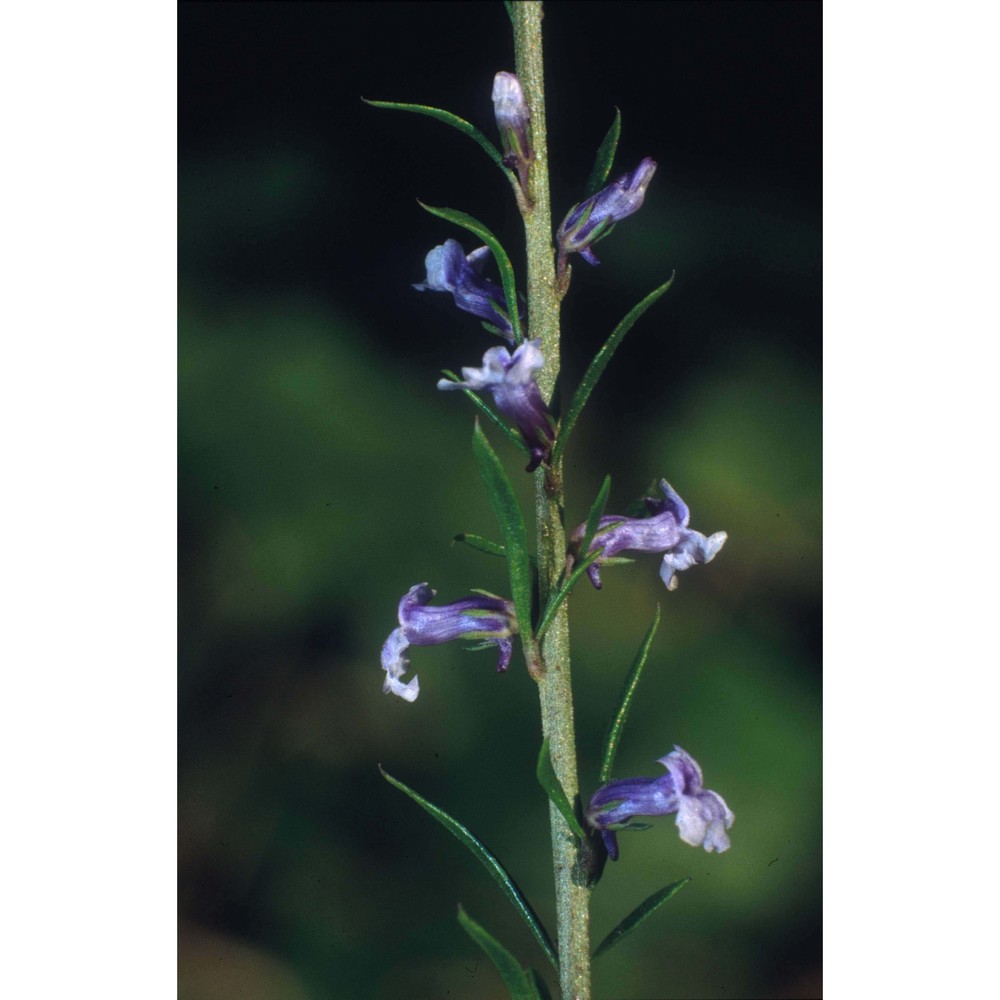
419,203,524,341
527,969,552,1000
454,533,507,558
535,738,586,839
441,370,527,453
503,0,516,24
457,906,543,1000
580,475,612,556
380,766,557,968
535,547,604,641
599,604,662,784
584,108,622,197
472,422,534,642
364,99,508,173
552,274,675,462
592,879,691,959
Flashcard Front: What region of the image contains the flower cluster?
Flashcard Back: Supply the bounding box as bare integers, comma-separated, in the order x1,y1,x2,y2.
587,746,734,858
382,70,735,877
570,479,727,591
382,584,516,702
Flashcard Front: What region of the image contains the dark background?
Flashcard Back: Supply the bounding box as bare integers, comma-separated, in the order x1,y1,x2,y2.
179,2,821,997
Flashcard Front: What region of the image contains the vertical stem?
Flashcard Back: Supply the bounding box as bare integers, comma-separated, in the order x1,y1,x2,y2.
512,4,592,998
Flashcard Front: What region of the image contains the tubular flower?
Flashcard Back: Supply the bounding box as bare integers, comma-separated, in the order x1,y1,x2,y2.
587,746,735,859
438,339,554,472
570,479,727,590
381,584,517,703
557,157,657,266
413,239,522,342
492,71,533,191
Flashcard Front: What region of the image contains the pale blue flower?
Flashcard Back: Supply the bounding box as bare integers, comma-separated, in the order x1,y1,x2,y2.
438,339,554,472
381,583,516,702
570,479,727,590
587,746,734,859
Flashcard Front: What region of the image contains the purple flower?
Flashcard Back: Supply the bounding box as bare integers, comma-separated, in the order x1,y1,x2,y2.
413,239,522,342
570,479,726,590
587,746,734,859
557,157,657,266
381,583,516,703
493,71,533,191
438,339,554,473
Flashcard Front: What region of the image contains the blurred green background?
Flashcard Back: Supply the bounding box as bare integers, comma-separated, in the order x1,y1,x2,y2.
178,3,821,997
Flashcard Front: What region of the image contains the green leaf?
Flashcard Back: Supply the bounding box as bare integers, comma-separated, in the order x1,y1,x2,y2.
364,98,508,174
503,0,516,25
526,969,552,1000
534,547,604,642
592,879,691,960
552,274,675,462
418,203,524,341
580,474,612,556
472,422,534,641
535,738,586,839
441,370,528,454
453,533,507,558
380,767,557,968
599,604,662,784
457,906,543,1000
481,320,509,339
584,108,622,197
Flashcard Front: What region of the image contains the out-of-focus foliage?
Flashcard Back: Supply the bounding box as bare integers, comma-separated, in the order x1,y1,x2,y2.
179,3,820,998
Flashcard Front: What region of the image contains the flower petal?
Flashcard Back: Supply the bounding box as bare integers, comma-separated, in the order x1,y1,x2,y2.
381,627,420,702
659,530,728,591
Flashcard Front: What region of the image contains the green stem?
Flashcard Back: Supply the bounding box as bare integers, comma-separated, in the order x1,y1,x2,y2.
512,4,591,998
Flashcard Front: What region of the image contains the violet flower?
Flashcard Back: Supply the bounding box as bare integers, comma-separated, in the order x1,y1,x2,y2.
587,746,734,859
570,479,726,590
438,339,554,472
492,71,532,191
557,157,657,266
413,239,522,342
381,583,517,703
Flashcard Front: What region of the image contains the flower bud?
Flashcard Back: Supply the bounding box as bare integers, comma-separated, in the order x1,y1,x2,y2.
492,71,533,191
557,157,657,266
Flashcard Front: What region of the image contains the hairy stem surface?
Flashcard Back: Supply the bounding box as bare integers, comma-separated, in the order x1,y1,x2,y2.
512,4,591,998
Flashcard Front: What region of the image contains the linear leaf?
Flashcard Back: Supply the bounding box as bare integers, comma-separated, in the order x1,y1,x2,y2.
457,906,543,1000
535,547,603,642
599,604,662,784
584,108,622,197
503,0,516,24
454,533,507,558
380,767,557,968
472,422,534,641
552,274,675,462
364,99,508,173
526,969,552,1000
535,738,585,839
419,203,524,341
592,879,691,959
580,475,612,556
441,370,527,453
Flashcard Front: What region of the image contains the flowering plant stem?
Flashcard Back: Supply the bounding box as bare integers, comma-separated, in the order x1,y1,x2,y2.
512,4,592,998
